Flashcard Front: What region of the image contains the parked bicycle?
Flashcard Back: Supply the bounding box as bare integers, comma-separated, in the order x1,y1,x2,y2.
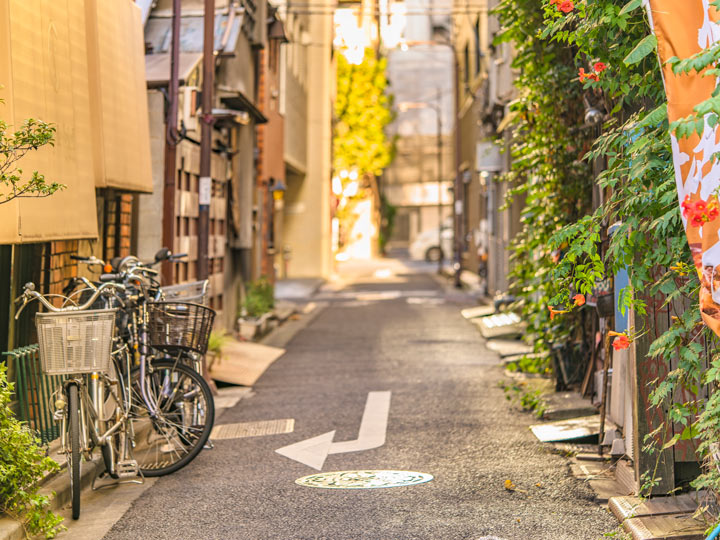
16,281,132,520
70,250,216,476
15,248,217,519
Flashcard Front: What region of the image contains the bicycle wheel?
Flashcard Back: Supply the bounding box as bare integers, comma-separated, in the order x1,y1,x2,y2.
67,384,81,520
129,360,214,476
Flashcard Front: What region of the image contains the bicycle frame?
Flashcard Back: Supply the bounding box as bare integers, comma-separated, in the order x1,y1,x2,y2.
57,375,130,461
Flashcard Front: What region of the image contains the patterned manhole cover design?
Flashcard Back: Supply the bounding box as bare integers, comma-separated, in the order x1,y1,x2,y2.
295,470,433,489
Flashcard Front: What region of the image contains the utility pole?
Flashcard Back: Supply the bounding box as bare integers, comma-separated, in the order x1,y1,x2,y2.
198,0,215,281
162,0,181,284
452,51,463,289
436,87,443,275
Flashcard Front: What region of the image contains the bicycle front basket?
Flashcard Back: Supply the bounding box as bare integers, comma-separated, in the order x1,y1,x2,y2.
36,309,116,375
147,302,216,355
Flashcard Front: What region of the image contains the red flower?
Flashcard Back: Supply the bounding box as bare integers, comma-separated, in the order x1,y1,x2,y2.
588,73,599,82
612,335,630,350
684,196,720,227
559,0,574,13
682,195,694,218
593,62,607,73
691,214,705,227
573,294,585,306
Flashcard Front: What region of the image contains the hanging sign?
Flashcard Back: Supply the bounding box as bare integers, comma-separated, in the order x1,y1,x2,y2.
646,0,720,335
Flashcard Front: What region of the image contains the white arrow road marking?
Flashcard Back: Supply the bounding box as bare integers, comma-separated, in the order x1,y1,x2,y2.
328,391,391,454
275,431,336,470
275,391,392,470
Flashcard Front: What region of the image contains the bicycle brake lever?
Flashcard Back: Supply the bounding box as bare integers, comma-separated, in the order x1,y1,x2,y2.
14,299,31,320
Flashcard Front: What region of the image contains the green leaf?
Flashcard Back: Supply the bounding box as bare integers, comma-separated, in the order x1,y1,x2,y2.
624,34,658,66
662,433,681,450
619,0,642,15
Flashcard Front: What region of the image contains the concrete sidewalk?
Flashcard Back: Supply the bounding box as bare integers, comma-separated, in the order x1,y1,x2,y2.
274,278,324,300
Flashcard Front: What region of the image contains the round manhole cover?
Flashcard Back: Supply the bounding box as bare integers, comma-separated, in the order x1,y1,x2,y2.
295,470,434,489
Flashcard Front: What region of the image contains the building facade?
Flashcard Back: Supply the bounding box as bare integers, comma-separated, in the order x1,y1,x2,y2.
452,0,518,295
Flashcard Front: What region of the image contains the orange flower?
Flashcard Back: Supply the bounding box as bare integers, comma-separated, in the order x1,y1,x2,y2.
548,306,569,320
578,68,588,82
559,0,574,13
612,335,631,350
573,294,585,306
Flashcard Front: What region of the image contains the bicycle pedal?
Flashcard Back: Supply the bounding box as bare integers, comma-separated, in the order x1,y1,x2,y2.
116,460,140,478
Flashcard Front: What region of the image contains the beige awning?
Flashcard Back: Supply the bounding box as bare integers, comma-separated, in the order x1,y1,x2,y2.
0,0,99,244
86,0,153,193
145,52,203,88
0,0,155,244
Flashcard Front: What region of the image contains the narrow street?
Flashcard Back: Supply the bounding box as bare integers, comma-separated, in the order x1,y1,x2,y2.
86,259,615,540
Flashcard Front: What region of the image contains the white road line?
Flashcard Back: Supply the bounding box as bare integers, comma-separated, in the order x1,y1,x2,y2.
329,391,391,454
275,391,392,470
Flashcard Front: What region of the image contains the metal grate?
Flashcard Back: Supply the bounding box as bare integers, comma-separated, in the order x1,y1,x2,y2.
36,309,116,375
210,419,295,440
4,345,62,445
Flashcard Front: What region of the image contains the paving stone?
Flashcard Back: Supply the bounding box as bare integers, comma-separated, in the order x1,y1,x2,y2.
609,492,706,522
588,476,629,503
460,305,496,319
486,339,534,357
623,514,706,540
472,313,526,339
531,415,602,443
543,391,598,421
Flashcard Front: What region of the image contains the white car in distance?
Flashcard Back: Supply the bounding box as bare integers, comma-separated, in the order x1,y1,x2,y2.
409,226,453,262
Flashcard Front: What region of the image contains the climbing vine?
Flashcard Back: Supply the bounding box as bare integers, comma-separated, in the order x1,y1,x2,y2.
333,48,395,253
495,0,720,502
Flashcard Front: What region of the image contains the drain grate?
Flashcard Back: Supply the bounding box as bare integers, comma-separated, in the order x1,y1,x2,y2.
210,419,295,440
295,470,433,489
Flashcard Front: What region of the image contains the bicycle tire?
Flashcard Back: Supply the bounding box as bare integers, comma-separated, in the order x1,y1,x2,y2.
68,384,81,520
129,360,214,477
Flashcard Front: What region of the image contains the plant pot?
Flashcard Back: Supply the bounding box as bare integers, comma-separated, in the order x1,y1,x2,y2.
238,318,262,340
237,312,273,340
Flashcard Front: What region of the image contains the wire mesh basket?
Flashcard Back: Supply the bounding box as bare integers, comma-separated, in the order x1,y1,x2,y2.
36,309,116,375
147,302,215,355
157,280,210,306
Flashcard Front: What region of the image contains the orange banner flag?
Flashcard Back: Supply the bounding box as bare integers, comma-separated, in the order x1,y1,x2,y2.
646,0,720,335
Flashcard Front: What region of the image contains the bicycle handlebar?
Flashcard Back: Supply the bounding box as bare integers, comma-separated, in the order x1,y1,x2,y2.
70,255,106,266
15,281,126,320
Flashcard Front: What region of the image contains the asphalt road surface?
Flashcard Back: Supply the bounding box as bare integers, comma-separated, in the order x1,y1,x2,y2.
101,259,615,540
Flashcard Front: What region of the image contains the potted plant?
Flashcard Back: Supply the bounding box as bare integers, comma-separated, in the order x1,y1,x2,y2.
237,277,275,340
206,329,231,371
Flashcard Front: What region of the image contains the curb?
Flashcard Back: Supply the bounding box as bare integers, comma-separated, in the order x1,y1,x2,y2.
260,302,327,349
0,455,104,540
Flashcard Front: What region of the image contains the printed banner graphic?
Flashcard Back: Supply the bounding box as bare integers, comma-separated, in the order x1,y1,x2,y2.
646,0,720,335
